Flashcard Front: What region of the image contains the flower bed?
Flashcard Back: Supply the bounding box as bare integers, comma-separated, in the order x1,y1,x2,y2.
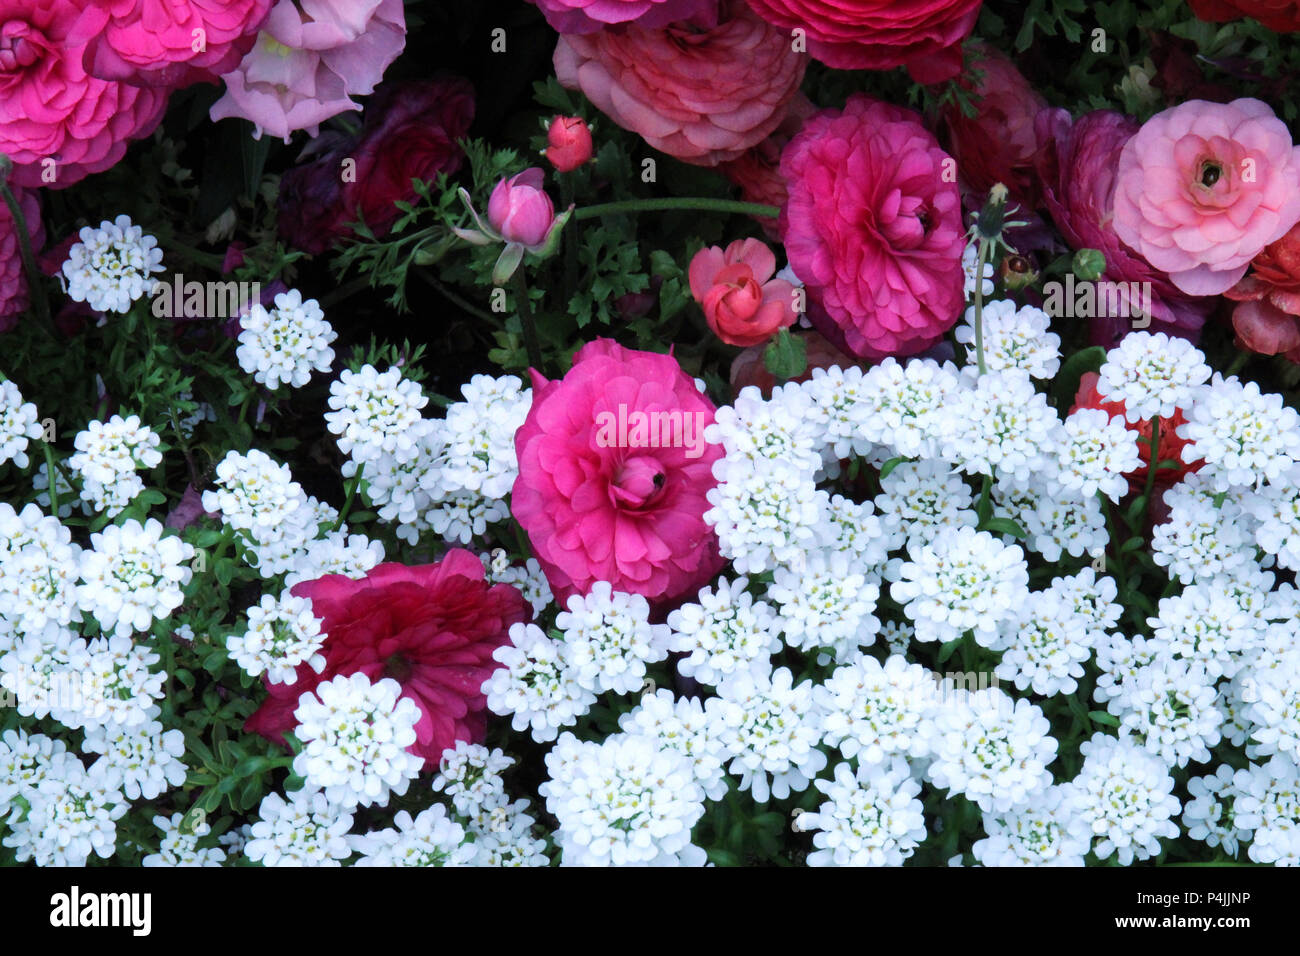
2,0,1300,868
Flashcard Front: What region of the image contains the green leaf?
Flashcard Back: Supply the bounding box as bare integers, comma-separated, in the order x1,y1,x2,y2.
1088,710,1120,727
1051,345,1107,410
878,456,908,480
763,328,806,382
982,516,1028,539
938,637,962,664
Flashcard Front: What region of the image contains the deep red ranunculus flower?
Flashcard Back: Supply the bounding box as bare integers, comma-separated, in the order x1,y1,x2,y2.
938,41,1046,213
743,0,982,82
245,551,528,769
277,76,474,254
1224,221,1300,362
1187,0,1300,31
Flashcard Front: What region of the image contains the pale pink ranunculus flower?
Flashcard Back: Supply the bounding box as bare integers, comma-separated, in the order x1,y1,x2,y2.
209,0,406,141
1113,98,1300,297
68,0,273,88
511,339,726,606
553,0,806,167
0,0,170,189
688,239,797,347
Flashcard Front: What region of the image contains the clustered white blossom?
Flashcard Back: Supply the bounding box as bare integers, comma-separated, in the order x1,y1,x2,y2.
0,379,42,469
61,215,164,314
68,415,163,515
236,288,337,389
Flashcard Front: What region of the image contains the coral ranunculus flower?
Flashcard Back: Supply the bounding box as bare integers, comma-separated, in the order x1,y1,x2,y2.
689,239,798,347
1033,108,1213,346
744,0,981,82
779,94,965,360
246,552,528,769
1071,371,1202,493
511,339,726,605
1187,0,1300,31
68,0,273,88
553,0,807,166
0,1,170,189
1225,221,1300,360
1112,98,1300,298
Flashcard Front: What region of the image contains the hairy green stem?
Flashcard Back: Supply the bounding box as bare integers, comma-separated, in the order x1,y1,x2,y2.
972,237,991,376
511,271,543,371
574,198,779,221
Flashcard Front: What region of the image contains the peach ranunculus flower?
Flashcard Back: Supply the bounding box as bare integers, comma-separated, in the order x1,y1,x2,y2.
1112,98,1300,297
688,239,798,347
553,0,806,167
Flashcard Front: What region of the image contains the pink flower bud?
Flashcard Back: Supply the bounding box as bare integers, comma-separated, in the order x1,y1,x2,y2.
545,116,593,172
487,168,556,249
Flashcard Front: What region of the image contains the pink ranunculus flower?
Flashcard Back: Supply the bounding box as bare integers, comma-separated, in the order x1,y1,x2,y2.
689,239,797,347
0,1,170,189
545,116,594,173
1113,98,1300,297
744,0,981,82
530,0,716,33
0,184,43,332
554,0,807,167
68,0,273,88
489,169,557,250
511,339,726,606
1034,108,1213,346
209,0,405,141
779,94,965,360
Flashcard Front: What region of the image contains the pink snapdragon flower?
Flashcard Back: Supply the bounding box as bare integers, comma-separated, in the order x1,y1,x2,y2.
209,0,406,141
68,0,273,88
1113,98,1300,297
511,339,726,606
688,239,798,347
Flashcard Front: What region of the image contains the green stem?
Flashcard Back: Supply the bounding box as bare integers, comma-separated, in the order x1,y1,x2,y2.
42,442,60,517
574,198,780,221
333,464,364,533
1225,351,1249,378
511,271,544,371
1099,493,1129,591
414,267,495,323
0,175,51,329
972,237,991,376
1140,414,1161,527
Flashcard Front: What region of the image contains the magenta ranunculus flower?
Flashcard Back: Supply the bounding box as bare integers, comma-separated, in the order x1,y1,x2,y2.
530,0,716,33
246,551,529,769
512,338,726,606
1034,108,1213,345
1113,98,1300,297
0,184,43,332
0,1,170,189
68,0,273,88
209,0,406,141
779,94,965,360
554,0,806,167
744,0,981,82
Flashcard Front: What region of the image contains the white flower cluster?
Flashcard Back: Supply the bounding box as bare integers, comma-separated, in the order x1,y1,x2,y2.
201,447,384,580
61,215,164,314
0,378,42,469
236,288,337,389
68,415,163,515
328,367,530,547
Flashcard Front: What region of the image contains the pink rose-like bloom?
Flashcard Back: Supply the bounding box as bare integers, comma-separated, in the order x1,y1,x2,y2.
689,239,797,347
1034,108,1213,346
0,1,169,189
210,0,405,141
68,0,273,88
0,185,43,332
779,94,965,360
744,0,981,82
512,339,726,606
545,116,594,173
554,0,806,167
246,552,529,769
530,0,715,33
488,169,556,250
1113,98,1300,297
